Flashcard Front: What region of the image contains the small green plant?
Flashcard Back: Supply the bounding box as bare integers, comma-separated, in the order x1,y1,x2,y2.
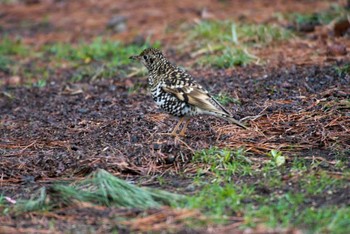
33,79,47,88
267,149,286,167
214,92,240,105
334,64,350,76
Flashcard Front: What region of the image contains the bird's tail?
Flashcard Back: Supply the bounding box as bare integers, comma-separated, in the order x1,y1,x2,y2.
221,115,248,129
207,97,248,129
201,109,248,129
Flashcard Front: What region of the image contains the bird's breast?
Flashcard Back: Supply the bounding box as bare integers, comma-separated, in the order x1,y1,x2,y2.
150,87,194,117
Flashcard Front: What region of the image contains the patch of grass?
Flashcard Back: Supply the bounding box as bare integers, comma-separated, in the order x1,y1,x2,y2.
45,38,159,80
191,21,292,45
188,20,292,68
190,20,234,43
245,196,350,233
23,65,51,87
299,171,345,196
0,37,29,56
238,23,293,45
199,47,255,68
245,193,306,227
45,38,159,67
291,157,309,171
0,195,5,208
15,187,48,212
0,37,159,84
288,4,349,27
186,147,350,233
0,195,12,216
0,55,12,72
0,0,18,4
193,147,252,182
334,64,350,77
185,183,254,218
0,38,49,85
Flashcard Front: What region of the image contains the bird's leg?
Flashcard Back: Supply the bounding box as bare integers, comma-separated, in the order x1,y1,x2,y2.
169,117,185,136
178,118,191,137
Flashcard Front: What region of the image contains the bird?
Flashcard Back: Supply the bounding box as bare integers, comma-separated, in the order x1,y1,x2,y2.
129,48,247,137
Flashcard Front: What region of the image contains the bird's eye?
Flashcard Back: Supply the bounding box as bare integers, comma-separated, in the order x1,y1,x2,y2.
143,55,147,60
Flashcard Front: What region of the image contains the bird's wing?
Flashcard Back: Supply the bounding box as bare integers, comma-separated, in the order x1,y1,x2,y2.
162,84,231,116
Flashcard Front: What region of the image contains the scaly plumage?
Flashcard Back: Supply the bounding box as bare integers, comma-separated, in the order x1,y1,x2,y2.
130,48,247,136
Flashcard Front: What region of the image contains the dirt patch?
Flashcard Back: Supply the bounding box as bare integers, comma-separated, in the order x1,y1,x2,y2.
0,206,207,233
1,63,348,180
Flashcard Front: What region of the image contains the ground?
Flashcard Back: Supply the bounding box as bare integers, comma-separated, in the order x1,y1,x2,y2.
0,0,349,233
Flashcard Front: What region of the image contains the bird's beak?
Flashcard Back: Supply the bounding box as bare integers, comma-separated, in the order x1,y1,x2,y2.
129,55,140,60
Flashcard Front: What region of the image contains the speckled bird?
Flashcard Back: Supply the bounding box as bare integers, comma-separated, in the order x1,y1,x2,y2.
129,48,247,137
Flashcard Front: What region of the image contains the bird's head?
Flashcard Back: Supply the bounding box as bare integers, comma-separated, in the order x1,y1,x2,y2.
129,48,165,71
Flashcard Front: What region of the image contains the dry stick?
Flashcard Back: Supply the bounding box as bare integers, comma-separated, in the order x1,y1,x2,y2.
175,137,194,154
18,140,37,153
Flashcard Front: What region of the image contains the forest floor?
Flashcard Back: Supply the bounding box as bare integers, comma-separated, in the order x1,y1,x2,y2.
0,0,349,233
